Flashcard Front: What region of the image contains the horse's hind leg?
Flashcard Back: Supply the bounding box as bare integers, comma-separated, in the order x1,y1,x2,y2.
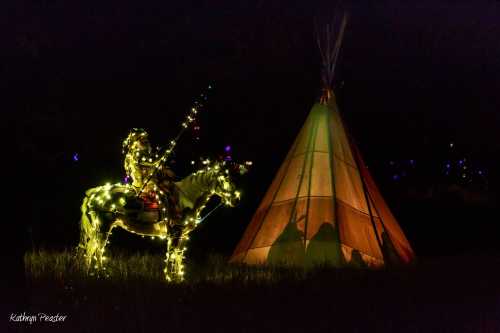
94,220,115,275
77,208,101,272
79,209,113,276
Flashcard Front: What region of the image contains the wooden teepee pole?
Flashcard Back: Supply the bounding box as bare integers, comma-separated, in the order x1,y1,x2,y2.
330,13,348,86
317,12,349,103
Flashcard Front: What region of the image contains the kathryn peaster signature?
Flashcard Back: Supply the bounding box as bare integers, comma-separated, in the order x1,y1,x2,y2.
9,312,67,324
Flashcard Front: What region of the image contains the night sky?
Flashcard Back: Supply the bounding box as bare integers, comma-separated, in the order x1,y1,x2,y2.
10,1,500,261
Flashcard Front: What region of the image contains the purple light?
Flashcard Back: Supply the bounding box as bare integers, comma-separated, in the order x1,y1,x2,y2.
458,160,464,165
225,145,232,152
392,174,400,181
72,153,79,162
478,170,483,175
409,159,415,165
224,156,232,161
446,163,451,169
124,176,130,184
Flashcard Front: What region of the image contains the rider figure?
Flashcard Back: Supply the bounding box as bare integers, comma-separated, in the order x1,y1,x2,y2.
122,128,179,221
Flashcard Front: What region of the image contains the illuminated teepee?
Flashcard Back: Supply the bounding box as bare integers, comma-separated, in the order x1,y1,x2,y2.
230,15,415,268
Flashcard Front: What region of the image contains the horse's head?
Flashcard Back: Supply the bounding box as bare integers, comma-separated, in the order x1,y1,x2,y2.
204,160,241,207
177,159,251,211
196,159,252,207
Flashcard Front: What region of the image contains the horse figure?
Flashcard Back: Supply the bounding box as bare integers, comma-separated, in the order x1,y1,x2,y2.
77,160,242,281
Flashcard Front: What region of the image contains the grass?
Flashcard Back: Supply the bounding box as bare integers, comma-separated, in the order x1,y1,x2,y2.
24,249,313,285
12,250,500,332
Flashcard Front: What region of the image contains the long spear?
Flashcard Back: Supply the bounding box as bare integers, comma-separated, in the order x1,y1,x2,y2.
136,85,212,197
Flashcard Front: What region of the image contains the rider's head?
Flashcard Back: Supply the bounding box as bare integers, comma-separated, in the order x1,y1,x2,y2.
122,128,151,154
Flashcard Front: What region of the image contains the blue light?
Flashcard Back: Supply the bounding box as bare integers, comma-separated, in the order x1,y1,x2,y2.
72,153,79,162
446,163,451,169
225,145,232,152
392,174,400,181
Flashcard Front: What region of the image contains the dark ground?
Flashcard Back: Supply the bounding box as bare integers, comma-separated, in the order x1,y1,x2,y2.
7,251,500,333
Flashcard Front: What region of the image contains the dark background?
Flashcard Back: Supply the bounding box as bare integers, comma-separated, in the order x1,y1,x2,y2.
9,1,500,264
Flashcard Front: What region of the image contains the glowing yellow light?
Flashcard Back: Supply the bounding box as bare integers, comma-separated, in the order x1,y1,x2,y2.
79,117,247,283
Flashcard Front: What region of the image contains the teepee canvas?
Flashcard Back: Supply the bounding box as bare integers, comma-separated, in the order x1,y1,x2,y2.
230,16,414,268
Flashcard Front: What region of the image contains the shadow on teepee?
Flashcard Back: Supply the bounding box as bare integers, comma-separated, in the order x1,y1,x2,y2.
268,214,305,266
381,231,402,267
349,249,368,269
305,222,344,268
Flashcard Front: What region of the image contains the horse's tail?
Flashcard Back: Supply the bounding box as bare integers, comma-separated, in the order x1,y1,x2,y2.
77,189,99,267
79,195,92,245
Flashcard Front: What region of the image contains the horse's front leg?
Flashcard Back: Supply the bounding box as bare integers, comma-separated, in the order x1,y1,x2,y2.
164,237,176,282
164,235,188,282
174,230,192,280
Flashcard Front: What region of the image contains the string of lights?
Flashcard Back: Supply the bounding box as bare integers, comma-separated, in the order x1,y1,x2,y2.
76,83,252,282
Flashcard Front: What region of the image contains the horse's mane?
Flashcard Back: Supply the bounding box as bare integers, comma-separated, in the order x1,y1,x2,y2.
175,168,218,210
